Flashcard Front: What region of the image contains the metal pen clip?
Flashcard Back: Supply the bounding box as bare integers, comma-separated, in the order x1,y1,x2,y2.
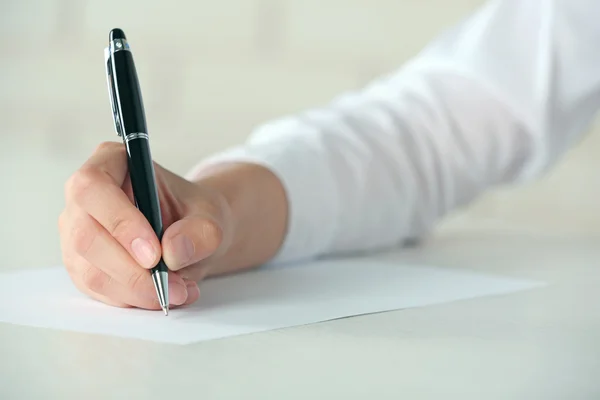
104,47,122,137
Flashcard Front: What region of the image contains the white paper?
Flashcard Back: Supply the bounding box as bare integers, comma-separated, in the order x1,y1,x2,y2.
0,259,544,344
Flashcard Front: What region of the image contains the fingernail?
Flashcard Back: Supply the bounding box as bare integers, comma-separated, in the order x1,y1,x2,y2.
131,238,157,268
169,280,187,306
171,234,195,267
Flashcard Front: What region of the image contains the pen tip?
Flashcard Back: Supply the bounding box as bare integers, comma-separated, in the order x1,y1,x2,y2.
110,28,126,41
163,306,169,316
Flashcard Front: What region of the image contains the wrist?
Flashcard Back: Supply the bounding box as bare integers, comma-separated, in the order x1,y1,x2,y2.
189,161,288,274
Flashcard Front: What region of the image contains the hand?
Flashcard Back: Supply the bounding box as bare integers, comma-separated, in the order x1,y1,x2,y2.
59,141,288,310
59,141,234,309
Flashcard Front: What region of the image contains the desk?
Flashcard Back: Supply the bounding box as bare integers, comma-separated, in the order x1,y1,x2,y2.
1,229,599,399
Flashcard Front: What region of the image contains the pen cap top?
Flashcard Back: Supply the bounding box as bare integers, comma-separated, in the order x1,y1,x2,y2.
110,28,126,41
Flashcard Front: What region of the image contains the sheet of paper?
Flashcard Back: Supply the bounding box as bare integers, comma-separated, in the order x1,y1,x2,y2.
0,259,544,344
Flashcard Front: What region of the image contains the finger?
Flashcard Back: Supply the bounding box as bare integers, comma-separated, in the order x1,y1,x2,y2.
66,252,189,310
68,258,133,308
64,259,130,308
61,233,131,308
175,262,213,282
181,279,200,306
161,216,223,271
61,208,155,308
66,208,189,306
77,263,169,310
65,142,161,269
58,210,123,307
82,141,129,186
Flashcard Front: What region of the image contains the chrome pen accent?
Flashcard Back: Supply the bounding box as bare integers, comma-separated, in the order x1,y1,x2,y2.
125,132,150,142
104,47,122,136
109,38,130,55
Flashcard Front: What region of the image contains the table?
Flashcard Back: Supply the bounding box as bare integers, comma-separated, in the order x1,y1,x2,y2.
1,229,599,399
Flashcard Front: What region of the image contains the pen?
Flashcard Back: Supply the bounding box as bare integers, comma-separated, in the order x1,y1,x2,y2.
104,28,169,315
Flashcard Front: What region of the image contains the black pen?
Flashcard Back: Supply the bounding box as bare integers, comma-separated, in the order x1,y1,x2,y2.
104,28,169,315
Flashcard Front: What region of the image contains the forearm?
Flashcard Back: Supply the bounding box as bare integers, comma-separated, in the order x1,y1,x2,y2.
187,0,600,266
189,162,288,274
184,71,539,267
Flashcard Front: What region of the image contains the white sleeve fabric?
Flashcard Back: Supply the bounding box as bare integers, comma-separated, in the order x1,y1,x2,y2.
186,0,600,265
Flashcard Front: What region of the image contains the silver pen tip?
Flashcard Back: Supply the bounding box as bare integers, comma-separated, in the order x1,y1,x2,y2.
151,269,169,316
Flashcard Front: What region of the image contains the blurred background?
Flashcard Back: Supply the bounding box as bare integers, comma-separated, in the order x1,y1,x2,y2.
1,0,600,269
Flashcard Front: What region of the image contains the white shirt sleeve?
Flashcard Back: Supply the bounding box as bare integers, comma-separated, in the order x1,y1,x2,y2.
186,0,600,265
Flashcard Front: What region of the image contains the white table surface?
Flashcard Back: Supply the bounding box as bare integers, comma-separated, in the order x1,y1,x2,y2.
1,228,599,400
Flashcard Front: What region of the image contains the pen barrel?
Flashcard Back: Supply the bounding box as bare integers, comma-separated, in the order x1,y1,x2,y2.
112,50,147,134
125,137,164,240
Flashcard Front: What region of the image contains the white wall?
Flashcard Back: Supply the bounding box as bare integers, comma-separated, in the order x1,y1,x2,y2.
1,0,598,269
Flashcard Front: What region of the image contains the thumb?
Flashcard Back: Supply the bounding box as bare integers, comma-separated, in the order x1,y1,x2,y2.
161,216,224,271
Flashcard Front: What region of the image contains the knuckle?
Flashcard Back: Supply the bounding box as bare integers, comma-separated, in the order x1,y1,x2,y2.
61,251,76,274
82,267,108,293
62,256,92,297
201,219,223,253
71,222,97,258
107,214,133,239
95,141,120,154
95,141,127,165
65,168,101,205
126,271,145,292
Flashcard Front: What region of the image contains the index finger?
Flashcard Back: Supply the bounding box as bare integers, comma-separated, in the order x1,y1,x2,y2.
65,141,161,269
